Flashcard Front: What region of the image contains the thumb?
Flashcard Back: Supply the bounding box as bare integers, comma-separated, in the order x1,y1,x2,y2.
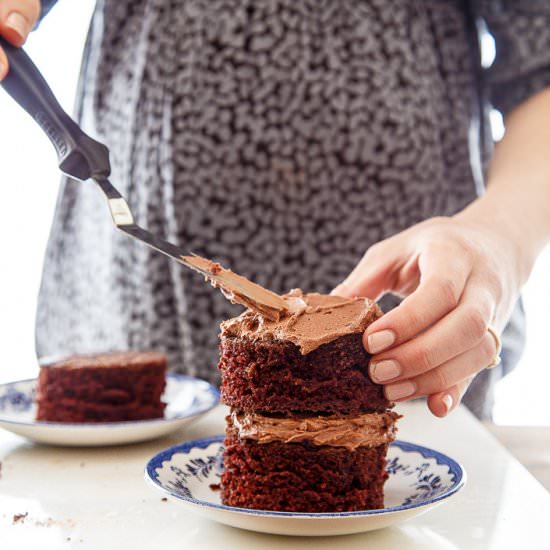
331,238,410,300
0,0,40,47
0,0,40,80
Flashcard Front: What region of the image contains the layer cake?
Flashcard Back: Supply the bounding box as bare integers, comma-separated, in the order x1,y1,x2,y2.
36,351,167,422
218,289,399,512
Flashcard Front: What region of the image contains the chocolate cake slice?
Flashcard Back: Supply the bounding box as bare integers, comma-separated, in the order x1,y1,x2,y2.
219,290,400,512
36,351,167,422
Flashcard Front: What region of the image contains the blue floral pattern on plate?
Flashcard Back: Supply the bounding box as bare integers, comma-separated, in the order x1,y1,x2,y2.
0,383,35,414
146,436,466,519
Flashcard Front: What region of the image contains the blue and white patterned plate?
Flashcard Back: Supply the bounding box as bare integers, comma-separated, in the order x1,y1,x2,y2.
145,436,466,536
0,374,219,446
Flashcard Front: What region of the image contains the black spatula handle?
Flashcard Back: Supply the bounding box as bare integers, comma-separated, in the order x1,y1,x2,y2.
0,36,110,181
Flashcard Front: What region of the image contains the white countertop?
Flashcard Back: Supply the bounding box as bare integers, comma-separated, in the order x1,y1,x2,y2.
0,401,548,549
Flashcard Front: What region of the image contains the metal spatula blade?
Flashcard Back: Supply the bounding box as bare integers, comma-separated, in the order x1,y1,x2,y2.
95,177,288,319
0,37,288,320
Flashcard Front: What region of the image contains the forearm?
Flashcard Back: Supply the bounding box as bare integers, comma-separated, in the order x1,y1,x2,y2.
456,87,550,284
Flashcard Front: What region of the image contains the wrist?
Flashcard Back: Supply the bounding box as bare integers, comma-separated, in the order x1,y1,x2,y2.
453,188,540,286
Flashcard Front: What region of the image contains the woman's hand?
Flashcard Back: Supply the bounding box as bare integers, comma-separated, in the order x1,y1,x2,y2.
332,86,550,419
332,208,531,418
0,0,40,79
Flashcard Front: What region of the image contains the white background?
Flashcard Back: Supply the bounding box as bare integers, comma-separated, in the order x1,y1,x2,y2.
0,1,548,425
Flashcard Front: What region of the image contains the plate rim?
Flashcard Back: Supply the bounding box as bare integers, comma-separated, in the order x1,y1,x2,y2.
145,435,467,518
0,373,220,428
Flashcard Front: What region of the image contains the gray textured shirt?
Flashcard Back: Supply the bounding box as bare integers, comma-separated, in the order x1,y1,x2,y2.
36,0,550,419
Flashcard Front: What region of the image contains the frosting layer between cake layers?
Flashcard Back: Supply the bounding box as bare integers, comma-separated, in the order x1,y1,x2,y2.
230,410,400,451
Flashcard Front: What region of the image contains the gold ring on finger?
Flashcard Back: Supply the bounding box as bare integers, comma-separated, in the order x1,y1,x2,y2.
486,325,502,369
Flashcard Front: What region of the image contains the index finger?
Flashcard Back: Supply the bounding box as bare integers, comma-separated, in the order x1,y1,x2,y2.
364,247,471,354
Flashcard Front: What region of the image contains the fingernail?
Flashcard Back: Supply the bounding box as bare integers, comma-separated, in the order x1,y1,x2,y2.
367,330,396,353
370,359,401,382
5,12,30,40
385,380,416,401
0,62,6,81
442,394,453,413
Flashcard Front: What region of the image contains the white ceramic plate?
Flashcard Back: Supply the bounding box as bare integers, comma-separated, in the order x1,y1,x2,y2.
145,436,466,537
0,374,219,446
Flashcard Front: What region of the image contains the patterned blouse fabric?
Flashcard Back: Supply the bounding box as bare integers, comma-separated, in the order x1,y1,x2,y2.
35,0,550,419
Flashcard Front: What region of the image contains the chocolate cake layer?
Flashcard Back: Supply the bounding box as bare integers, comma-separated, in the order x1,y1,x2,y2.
221,428,388,512
36,351,167,422
219,333,390,414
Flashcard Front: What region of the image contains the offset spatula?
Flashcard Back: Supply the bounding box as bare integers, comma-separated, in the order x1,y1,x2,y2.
0,37,288,321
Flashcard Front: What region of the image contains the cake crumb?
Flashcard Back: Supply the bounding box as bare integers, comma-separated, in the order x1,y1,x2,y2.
161,497,168,502
12,512,28,524
209,483,221,491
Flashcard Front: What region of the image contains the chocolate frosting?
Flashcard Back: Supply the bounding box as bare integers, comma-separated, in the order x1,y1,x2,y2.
180,255,288,321
221,289,382,354
230,410,400,451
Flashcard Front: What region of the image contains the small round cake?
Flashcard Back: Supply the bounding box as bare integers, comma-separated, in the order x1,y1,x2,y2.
218,290,400,512
36,351,167,422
